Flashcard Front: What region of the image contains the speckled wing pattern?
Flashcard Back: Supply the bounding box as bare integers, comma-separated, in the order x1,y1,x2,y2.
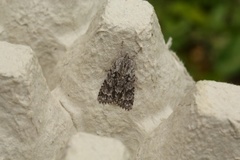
98,54,135,110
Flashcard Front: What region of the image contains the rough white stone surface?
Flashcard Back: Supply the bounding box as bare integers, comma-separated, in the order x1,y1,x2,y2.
0,0,105,89
0,41,76,160
55,0,194,159
138,80,240,160
64,132,130,160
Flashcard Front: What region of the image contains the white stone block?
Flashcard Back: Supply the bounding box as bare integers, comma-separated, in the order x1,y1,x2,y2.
0,41,76,160
64,132,130,160
138,81,240,160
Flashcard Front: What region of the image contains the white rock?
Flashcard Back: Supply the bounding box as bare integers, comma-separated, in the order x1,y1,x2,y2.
138,81,240,160
0,41,76,160
64,132,130,160
55,0,194,159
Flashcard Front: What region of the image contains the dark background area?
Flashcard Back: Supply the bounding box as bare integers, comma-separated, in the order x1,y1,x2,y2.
148,0,240,85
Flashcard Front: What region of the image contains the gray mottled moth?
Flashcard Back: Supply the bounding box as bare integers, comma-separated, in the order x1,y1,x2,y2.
98,52,135,111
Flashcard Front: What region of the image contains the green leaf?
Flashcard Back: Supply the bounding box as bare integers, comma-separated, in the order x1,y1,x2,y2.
215,34,240,79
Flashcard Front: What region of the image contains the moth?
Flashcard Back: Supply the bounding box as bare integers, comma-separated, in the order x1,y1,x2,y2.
98,53,135,111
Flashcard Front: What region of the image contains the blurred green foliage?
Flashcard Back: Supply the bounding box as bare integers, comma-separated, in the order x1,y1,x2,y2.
148,0,240,84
